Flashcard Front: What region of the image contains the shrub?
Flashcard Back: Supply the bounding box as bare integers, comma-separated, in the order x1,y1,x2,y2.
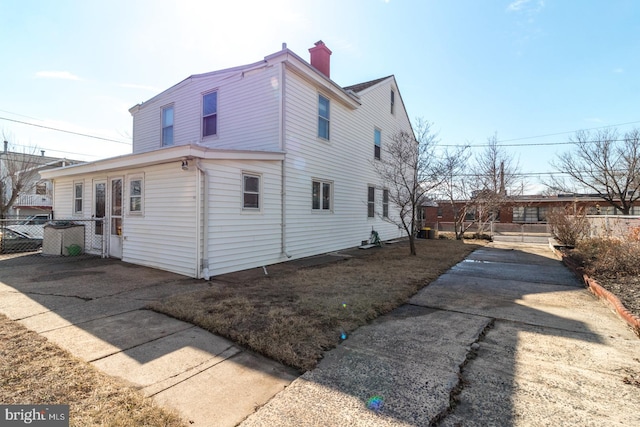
573,238,640,278
547,206,590,246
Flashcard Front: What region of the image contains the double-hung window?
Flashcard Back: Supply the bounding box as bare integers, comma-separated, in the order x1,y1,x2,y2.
312,180,332,211
73,181,83,214
374,128,381,160
243,173,260,210
367,186,375,218
203,91,218,137
162,106,174,146
129,177,143,214
383,189,389,218
318,94,330,140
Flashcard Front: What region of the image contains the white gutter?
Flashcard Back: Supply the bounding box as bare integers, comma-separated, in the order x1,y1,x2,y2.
280,62,290,259
40,145,284,179
195,161,210,280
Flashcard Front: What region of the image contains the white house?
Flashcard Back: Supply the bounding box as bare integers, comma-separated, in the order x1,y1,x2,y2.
41,41,415,279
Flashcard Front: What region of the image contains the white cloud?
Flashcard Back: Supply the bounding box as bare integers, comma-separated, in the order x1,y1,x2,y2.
507,0,544,12
35,70,81,80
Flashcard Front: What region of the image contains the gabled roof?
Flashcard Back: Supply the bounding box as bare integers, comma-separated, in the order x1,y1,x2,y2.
343,75,393,93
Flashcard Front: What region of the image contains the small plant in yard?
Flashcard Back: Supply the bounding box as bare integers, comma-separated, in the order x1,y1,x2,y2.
573,237,640,278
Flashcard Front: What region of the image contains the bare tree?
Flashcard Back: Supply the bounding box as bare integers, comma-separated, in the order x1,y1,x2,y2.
373,118,441,255
438,145,474,239
435,133,522,239
472,133,521,234
549,128,640,215
0,136,42,218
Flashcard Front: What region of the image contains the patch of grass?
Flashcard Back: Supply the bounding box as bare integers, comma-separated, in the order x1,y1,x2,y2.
0,314,185,427
150,239,482,372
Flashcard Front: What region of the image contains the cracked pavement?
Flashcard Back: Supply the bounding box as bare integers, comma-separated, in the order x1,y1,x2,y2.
242,241,640,426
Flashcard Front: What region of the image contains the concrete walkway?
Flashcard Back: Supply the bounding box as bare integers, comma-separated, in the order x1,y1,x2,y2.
0,256,297,426
242,241,640,426
2,242,640,426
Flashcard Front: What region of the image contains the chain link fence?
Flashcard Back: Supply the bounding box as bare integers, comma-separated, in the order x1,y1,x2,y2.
0,218,105,263
432,221,552,243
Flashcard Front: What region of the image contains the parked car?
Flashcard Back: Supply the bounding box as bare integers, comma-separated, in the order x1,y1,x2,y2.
0,228,43,254
7,214,51,239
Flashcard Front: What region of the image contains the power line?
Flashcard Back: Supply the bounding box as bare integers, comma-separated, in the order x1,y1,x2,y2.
494,120,640,143
440,138,629,148
0,116,131,145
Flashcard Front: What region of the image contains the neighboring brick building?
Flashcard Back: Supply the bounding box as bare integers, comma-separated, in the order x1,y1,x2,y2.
424,194,640,227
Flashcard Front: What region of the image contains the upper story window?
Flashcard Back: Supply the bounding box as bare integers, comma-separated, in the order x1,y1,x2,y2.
390,89,395,115
374,128,381,160
162,106,174,146
318,94,330,140
35,182,47,195
367,186,375,218
242,173,260,210
203,91,218,137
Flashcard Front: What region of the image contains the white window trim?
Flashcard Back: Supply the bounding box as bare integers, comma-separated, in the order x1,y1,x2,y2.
367,185,376,218
391,88,396,115
241,171,262,213
374,127,382,160
73,180,84,215
382,188,389,218
312,179,334,213
202,90,219,140
318,93,330,141
127,174,144,216
161,104,174,147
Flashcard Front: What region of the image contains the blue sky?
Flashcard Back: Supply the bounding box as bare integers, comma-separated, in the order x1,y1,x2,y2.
1,0,638,192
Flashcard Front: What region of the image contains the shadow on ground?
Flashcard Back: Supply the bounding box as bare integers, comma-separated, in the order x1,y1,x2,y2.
1,243,639,426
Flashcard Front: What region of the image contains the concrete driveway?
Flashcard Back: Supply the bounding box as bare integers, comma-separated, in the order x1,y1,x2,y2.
0,255,297,426
242,241,640,426
2,242,640,426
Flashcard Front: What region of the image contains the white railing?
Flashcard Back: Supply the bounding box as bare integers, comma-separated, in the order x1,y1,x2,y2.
15,194,53,207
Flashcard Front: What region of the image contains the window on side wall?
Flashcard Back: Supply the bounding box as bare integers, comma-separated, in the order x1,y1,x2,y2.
73,181,83,214
374,128,381,160
391,89,395,115
382,189,389,218
203,91,218,137
318,94,330,140
162,105,174,146
367,186,375,218
243,173,260,210
129,176,143,215
312,180,333,211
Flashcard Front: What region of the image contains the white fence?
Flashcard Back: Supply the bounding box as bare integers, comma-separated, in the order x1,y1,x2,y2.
586,215,640,239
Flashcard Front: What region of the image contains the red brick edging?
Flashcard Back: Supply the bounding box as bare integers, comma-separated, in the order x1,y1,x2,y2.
557,248,640,337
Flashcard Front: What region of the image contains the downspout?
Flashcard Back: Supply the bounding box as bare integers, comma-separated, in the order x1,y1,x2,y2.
280,61,291,258
195,160,211,280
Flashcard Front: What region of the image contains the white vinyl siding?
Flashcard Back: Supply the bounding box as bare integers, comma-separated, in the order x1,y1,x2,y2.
132,66,281,153
282,71,410,258
204,159,283,275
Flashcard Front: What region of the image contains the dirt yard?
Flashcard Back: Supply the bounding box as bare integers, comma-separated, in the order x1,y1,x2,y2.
150,239,483,372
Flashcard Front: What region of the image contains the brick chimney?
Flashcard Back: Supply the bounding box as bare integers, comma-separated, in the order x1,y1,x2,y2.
309,40,332,78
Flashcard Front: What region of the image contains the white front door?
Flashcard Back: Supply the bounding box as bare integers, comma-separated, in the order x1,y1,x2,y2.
109,177,123,258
